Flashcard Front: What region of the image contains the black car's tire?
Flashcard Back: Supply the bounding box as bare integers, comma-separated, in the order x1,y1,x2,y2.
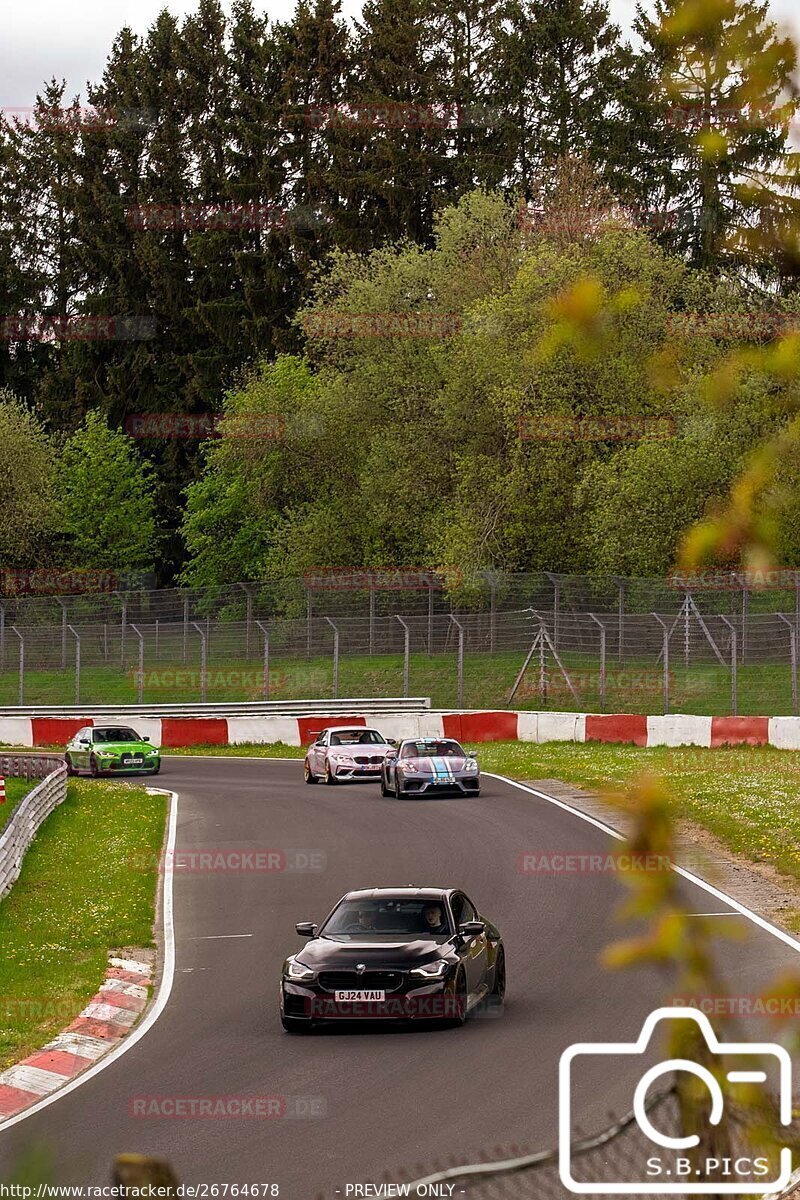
324,761,337,786
89,754,100,778
304,760,318,785
491,947,506,1000
65,754,77,777
449,968,468,1027
281,1015,312,1034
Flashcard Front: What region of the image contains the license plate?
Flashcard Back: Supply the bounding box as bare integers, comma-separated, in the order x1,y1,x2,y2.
126,755,143,765
358,765,372,772
334,990,385,1002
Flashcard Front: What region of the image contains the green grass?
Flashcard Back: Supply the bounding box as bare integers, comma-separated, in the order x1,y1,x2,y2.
0,649,795,714
166,740,800,901
0,779,41,830
0,779,167,1069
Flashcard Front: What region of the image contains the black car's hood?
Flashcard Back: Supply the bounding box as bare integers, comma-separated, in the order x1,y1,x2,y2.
297,935,450,970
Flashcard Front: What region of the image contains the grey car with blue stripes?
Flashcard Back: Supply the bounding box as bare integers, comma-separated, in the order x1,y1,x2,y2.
380,737,481,798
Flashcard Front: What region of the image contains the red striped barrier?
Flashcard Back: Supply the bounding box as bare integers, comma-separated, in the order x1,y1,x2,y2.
710,716,770,747
442,711,519,743
160,718,228,747
585,713,649,746
31,717,89,746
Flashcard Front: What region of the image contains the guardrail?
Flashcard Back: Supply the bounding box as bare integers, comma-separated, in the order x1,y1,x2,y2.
0,753,64,778
0,761,68,897
0,698,431,718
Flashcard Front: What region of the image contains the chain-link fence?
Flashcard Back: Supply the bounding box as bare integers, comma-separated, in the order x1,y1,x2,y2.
0,572,797,712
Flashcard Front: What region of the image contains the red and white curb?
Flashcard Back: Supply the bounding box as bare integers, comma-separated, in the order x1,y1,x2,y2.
0,957,153,1119
3,709,800,751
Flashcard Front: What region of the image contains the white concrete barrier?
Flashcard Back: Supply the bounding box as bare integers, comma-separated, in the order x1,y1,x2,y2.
647,715,713,747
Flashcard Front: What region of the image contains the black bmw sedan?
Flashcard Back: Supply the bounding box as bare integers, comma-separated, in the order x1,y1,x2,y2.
279,887,505,1032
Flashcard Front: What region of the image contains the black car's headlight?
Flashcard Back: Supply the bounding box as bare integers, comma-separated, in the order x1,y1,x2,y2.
410,960,451,978
284,957,316,981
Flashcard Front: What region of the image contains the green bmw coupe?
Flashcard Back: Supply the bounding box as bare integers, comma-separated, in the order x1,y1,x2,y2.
65,725,161,777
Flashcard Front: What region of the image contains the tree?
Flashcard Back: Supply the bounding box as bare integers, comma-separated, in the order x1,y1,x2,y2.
495,0,631,194
632,0,800,277
0,391,61,567
59,411,158,570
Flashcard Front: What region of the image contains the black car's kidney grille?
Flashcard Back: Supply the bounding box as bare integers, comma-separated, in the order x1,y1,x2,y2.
353,755,383,765
319,971,404,993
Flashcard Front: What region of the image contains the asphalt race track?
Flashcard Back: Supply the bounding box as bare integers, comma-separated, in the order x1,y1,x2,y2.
0,757,796,1194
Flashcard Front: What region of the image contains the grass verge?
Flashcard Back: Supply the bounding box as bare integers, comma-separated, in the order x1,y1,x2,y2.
0,779,167,1069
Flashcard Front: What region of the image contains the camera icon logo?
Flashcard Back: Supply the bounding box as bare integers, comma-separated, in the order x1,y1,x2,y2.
559,1006,793,1194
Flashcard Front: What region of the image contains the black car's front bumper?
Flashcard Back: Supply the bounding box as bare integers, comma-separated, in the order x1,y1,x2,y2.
281,973,462,1022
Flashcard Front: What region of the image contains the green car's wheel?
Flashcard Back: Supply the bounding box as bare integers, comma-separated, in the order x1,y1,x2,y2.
65,754,77,777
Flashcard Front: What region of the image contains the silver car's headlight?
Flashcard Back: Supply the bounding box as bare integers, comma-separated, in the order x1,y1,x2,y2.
410,960,450,978
398,762,417,774
284,958,316,981
463,759,479,773
331,754,355,765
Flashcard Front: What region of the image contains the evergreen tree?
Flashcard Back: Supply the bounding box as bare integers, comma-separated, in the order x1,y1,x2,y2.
632,0,800,276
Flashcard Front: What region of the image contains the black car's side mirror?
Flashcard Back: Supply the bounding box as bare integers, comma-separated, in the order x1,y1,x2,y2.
459,920,486,939
296,921,317,937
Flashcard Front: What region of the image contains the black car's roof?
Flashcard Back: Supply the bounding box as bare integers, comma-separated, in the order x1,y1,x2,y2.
341,887,453,901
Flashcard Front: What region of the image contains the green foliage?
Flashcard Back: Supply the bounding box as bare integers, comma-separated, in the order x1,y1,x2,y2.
0,391,61,566
59,411,158,570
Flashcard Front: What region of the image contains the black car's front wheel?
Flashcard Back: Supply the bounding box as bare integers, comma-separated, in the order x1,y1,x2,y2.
450,967,468,1027
491,947,506,1000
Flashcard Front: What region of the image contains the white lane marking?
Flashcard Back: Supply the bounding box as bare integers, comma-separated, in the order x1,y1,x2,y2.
0,787,178,1133
187,933,254,940
486,773,800,957
688,912,741,917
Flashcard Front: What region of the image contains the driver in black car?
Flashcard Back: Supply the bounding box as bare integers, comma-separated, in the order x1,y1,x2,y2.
423,903,448,935
355,908,376,931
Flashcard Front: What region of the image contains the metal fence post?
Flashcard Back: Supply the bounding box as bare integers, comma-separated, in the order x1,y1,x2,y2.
427,583,434,657
589,614,606,712
0,603,5,671
192,622,207,702
778,614,798,717
547,573,560,652
256,621,271,700
56,598,68,669
67,625,81,704
325,617,339,699
114,592,127,669
369,585,375,657
652,613,670,715
489,581,497,654
239,583,254,658
719,615,737,716
155,619,159,661
130,624,145,704
449,615,465,708
740,577,748,664
395,615,411,697
10,626,24,704
306,588,312,659
182,594,190,664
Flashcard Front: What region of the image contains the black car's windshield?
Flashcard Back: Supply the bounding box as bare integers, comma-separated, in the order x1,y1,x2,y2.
93,727,141,743
329,730,386,746
322,897,452,937
400,740,463,759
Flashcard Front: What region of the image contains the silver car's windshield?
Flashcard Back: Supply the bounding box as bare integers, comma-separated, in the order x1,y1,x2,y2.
329,730,387,746
400,740,462,759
